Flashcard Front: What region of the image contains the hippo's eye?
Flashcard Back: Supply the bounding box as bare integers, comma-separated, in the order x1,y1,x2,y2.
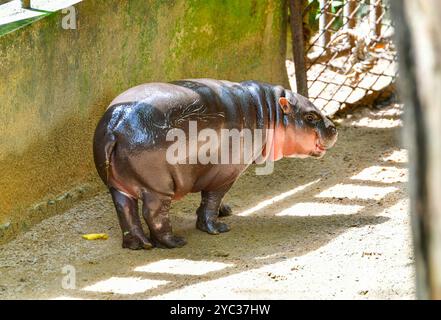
305,113,318,122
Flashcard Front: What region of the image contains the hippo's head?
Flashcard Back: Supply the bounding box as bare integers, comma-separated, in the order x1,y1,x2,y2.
278,90,338,159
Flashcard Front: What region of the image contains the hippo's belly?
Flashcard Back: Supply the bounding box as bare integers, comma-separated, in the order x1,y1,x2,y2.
109,142,249,199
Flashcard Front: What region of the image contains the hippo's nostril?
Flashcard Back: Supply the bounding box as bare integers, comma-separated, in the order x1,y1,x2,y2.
330,126,337,135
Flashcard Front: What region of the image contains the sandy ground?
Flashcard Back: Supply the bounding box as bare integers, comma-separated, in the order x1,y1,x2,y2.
0,102,415,300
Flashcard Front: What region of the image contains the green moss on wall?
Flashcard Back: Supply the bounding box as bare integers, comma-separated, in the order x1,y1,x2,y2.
0,0,288,243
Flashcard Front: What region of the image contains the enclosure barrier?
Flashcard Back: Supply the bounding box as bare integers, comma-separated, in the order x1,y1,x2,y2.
290,0,397,115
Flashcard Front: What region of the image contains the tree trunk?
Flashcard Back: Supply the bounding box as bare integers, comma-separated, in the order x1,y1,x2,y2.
391,1,441,299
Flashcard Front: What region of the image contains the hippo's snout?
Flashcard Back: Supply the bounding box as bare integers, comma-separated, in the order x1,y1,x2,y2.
322,122,338,150
329,125,338,136
314,118,338,157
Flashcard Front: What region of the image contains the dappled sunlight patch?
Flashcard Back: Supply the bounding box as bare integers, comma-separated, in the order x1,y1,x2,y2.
82,277,168,295
376,104,403,117
51,296,84,300
349,117,402,128
340,104,403,129
254,253,282,260
134,259,233,276
351,166,408,183
275,202,363,217
316,184,398,201
237,180,320,216
382,149,408,164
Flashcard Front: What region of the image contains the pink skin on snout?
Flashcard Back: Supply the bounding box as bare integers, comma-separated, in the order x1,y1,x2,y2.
269,125,326,161
269,96,330,160
282,126,327,159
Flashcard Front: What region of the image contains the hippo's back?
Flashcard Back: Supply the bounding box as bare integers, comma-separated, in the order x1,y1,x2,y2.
109,79,238,108
93,79,276,198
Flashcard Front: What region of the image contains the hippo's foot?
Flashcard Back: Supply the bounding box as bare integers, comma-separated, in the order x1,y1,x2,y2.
150,233,187,249
218,204,233,217
122,231,153,250
196,216,230,235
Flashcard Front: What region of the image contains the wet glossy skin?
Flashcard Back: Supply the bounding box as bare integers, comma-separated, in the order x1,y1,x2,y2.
93,79,338,250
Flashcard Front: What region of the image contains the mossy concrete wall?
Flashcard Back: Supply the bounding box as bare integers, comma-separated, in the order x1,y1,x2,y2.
0,0,288,242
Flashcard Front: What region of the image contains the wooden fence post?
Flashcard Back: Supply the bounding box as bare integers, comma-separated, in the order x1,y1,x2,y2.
344,0,356,30
370,0,382,39
21,0,31,9
289,0,309,97
344,0,357,46
391,0,441,299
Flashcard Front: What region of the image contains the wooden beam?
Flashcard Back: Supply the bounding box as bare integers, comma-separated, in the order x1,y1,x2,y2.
289,0,309,97
21,0,30,9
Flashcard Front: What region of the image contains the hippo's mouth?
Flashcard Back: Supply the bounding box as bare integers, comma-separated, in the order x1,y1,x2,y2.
316,141,326,152
311,136,327,158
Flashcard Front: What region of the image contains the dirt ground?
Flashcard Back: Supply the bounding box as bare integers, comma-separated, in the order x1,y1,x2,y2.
0,102,415,300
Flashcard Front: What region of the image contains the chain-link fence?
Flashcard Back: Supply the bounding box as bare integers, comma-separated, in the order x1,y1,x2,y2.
289,0,397,116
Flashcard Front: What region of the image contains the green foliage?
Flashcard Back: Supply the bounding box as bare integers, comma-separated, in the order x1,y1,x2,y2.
306,0,319,33
330,0,344,29
306,0,344,33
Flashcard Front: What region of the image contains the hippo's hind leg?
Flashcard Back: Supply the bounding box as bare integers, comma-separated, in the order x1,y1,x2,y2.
109,187,153,250
141,192,187,249
196,188,232,235
218,203,233,217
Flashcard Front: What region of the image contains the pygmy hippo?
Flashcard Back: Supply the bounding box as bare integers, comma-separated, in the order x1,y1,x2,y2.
93,79,338,250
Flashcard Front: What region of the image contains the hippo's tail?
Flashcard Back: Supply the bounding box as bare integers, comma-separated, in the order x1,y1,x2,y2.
103,133,116,184
93,123,117,186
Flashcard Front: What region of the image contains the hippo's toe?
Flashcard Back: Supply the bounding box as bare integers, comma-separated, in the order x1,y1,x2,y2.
196,217,231,235
214,221,230,233
151,234,187,249
122,233,153,250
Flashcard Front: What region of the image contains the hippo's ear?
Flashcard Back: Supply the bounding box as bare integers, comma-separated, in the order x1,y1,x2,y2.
278,97,292,114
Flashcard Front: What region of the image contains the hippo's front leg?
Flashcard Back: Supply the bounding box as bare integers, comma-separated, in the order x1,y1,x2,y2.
196,188,232,235
141,192,187,248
